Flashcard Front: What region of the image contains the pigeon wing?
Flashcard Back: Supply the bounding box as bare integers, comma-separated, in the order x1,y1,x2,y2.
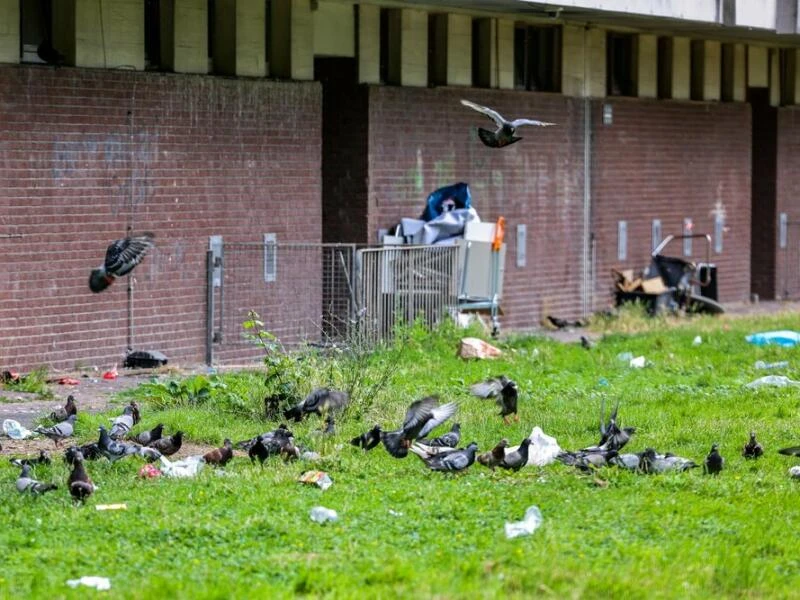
470,379,503,398
460,99,506,126
509,118,557,128
417,402,458,439
401,397,439,432
105,233,155,277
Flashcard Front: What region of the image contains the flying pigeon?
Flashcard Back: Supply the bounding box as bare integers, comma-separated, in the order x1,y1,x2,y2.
470,376,518,424
418,442,478,473
742,431,763,459
583,399,636,453
34,414,76,447
49,395,77,422
381,397,458,459
203,439,234,467
89,232,155,293
478,439,509,471
427,423,461,448
704,443,724,475
68,451,94,502
460,99,555,148
15,463,58,495
148,431,184,456
350,425,382,451
97,426,139,463
500,438,531,471
283,388,350,423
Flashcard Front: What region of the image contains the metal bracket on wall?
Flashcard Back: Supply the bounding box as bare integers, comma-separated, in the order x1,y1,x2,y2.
209,235,224,347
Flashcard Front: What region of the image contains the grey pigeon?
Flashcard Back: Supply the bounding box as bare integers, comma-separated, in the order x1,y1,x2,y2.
478,439,508,471
461,99,555,148
110,403,140,439
428,423,461,448
136,446,162,462
583,399,636,453
419,442,478,472
284,388,349,422
89,232,155,293
148,431,184,456
500,437,531,471
704,443,724,475
639,448,698,474
557,448,618,472
470,376,518,424
15,463,57,494
35,414,76,447
128,423,164,446
580,336,594,350
97,426,139,462
742,431,763,459
381,397,458,459
9,450,51,467
609,453,641,471
50,395,77,422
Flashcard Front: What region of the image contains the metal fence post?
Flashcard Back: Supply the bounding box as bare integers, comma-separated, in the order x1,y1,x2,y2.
205,249,214,366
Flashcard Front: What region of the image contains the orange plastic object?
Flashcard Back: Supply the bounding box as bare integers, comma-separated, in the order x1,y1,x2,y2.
492,216,506,251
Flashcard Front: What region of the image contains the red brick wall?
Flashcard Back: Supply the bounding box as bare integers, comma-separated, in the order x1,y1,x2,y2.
776,106,800,299
0,66,321,370
365,86,587,329
592,98,752,306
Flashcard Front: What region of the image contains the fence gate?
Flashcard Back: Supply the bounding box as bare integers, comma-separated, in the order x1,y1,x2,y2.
206,241,359,364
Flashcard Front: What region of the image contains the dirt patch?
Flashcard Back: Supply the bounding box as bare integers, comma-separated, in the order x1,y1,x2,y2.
1,436,220,461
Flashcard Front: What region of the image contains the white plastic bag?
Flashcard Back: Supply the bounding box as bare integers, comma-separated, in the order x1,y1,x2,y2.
309,506,338,524
3,419,35,440
159,455,204,478
745,375,800,389
504,506,543,539
66,576,111,591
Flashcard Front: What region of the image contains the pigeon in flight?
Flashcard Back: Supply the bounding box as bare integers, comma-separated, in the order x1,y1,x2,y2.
470,376,519,424
461,99,555,148
381,396,458,458
350,425,382,451
89,232,155,293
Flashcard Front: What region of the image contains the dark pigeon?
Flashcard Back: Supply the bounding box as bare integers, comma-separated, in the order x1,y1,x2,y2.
742,431,763,459
128,423,164,446
478,439,509,471
499,438,531,471
461,99,555,148
381,397,458,459
283,388,349,423
203,439,234,467
68,451,94,503
50,395,77,422
9,450,51,468
704,443,724,475
470,376,518,424
89,233,155,293
350,425,382,451
148,431,183,456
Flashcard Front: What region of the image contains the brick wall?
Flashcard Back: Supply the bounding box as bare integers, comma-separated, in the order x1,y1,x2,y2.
776,106,800,299
592,98,752,306
0,66,321,370
365,86,587,329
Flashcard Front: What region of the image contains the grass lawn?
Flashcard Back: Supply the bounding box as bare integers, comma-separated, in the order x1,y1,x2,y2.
3,310,800,599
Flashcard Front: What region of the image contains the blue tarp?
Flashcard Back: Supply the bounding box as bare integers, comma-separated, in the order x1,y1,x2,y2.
421,182,471,222
745,330,800,347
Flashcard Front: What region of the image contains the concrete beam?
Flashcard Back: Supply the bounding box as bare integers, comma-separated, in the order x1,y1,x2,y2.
0,0,19,64
161,0,208,74
358,4,379,83
637,33,657,98
271,0,313,80
314,1,355,58
75,0,145,70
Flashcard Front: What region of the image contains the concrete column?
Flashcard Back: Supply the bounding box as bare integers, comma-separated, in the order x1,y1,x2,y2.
446,13,471,86
793,49,800,104
703,40,721,101
212,0,267,76
671,36,690,100
74,0,145,69
770,48,780,106
748,45,768,87
400,8,427,87
313,1,355,58
733,43,746,101
271,0,313,80
562,25,604,97
585,27,605,97
161,0,208,74
637,33,657,98
358,4,379,83
497,18,513,89
0,0,19,64
429,14,448,85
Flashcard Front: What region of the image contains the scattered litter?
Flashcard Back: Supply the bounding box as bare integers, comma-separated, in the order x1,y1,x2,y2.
597,377,609,387
789,466,800,479
159,456,204,478
1,369,20,383
523,426,562,467
692,336,702,346
745,330,800,347
616,352,634,363
123,349,168,369
309,506,339,524
388,509,404,517
301,451,321,461
629,356,646,368
102,370,117,380
95,504,127,511
504,505,543,539
3,419,35,440
745,375,800,389
458,337,502,360
66,576,111,591
299,471,332,491
755,360,789,370
56,377,80,386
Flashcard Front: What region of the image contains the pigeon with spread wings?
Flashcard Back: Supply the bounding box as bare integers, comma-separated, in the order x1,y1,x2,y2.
461,99,555,148
89,232,155,293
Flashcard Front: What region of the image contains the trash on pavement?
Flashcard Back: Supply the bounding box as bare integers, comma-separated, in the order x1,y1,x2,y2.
745,331,800,347
519,426,562,467
95,504,127,511
616,352,634,363
629,356,646,368
692,336,702,346
56,377,80,385
66,576,111,591
3,419,35,440
745,375,800,389
299,470,333,491
755,360,789,370
309,506,339,524
458,337,502,359
789,466,800,479
504,505,543,539
159,456,204,478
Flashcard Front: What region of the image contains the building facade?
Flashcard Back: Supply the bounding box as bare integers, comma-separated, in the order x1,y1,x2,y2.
1,0,799,369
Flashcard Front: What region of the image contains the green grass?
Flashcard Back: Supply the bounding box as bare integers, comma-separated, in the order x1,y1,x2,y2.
3,312,800,598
